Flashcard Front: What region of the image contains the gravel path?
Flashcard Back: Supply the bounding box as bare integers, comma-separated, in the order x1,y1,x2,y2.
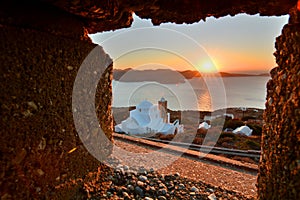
55,139,257,199
113,139,257,198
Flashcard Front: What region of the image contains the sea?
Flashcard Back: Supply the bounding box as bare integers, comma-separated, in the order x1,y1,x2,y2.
112,76,270,111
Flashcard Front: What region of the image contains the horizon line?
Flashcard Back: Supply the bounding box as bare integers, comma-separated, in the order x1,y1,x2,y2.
113,68,270,75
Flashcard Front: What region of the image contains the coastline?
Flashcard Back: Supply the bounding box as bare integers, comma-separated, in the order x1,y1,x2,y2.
113,69,270,84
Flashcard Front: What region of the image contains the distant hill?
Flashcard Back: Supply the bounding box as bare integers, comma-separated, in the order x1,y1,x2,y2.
113,69,269,83
113,68,186,84
220,72,270,77
219,72,255,77
257,73,270,76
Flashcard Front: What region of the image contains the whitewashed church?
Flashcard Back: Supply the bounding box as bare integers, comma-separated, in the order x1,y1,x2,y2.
114,98,184,135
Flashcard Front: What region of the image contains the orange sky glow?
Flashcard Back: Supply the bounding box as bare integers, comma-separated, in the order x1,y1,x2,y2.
90,14,289,74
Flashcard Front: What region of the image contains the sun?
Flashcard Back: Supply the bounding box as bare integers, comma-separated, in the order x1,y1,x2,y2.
197,60,218,73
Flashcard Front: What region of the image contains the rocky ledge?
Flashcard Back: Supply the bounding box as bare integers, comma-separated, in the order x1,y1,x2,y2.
84,164,254,200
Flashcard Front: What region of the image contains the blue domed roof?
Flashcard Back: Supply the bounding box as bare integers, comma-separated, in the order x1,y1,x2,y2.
160,97,166,102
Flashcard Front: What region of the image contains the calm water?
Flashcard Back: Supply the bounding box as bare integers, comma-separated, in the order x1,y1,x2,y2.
112,76,270,111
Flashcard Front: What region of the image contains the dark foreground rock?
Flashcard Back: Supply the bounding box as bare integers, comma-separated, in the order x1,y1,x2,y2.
61,163,255,200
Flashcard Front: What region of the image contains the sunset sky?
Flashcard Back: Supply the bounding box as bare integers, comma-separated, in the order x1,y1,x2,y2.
90,13,288,74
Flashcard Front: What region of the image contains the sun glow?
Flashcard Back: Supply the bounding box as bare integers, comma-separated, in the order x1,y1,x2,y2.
197,60,219,73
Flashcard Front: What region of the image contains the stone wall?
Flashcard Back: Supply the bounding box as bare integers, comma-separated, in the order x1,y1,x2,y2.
0,13,113,200
1,0,300,199
257,5,300,200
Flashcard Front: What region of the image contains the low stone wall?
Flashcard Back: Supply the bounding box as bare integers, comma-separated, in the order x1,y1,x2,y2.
0,24,113,198
1,0,300,199
257,6,300,200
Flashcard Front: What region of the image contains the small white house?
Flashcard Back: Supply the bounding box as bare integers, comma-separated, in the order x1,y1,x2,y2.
115,98,183,135
198,122,211,130
233,125,253,136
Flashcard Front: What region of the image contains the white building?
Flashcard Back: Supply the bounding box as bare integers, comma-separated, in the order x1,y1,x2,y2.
198,122,211,130
114,98,184,135
232,125,253,136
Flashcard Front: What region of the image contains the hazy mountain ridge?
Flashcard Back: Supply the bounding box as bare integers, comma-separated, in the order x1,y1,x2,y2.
113,68,269,83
